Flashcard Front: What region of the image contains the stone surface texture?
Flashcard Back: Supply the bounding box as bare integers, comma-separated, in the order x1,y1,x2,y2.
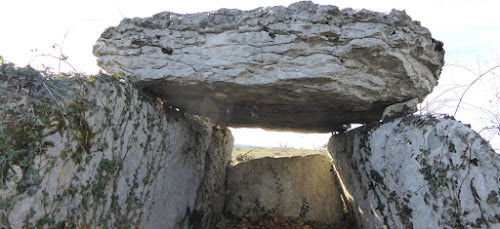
329,115,500,228
224,154,350,225
0,63,233,229
93,1,444,132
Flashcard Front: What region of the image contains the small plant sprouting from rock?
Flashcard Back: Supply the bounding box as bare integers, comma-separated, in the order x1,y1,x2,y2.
272,169,284,195
299,198,310,219
244,198,267,217
0,62,62,193
0,59,102,195
236,147,256,162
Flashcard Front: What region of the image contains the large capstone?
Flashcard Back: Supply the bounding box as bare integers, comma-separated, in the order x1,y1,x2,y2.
93,1,444,132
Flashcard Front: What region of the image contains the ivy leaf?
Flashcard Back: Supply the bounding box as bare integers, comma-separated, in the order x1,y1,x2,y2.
470,158,479,166
32,98,42,106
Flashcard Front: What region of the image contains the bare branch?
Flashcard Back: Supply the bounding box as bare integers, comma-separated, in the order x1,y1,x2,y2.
453,64,500,116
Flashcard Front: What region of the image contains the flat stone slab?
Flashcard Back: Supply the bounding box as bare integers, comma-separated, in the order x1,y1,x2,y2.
225,155,348,225
93,1,444,132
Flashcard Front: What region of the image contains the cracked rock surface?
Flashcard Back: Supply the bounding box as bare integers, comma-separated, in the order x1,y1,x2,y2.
329,115,500,228
94,1,444,132
0,64,233,229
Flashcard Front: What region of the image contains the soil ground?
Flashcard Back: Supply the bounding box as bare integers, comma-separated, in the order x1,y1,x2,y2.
215,215,351,229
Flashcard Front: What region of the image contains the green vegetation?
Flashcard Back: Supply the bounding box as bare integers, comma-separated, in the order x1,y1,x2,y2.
0,63,62,194
0,61,105,194
0,59,158,227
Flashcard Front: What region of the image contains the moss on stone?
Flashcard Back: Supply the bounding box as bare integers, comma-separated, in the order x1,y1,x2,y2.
0,63,60,194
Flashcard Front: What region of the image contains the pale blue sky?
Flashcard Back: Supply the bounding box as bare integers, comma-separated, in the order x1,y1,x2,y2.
1,0,499,149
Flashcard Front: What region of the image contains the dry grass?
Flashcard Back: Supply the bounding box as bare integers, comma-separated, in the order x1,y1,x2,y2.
231,147,328,165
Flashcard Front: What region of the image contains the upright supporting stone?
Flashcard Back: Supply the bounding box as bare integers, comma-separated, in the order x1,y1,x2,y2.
329,115,500,228
0,64,234,229
224,155,351,226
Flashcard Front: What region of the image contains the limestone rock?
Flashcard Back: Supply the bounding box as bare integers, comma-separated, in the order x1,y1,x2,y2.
381,98,419,121
329,115,500,228
224,155,350,225
93,1,444,132
0,63,233,229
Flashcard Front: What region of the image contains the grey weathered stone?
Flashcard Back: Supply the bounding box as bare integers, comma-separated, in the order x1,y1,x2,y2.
381,98,419,121
0,63,233,229
224,154,350,225
93,1,444,132
329,115,500,228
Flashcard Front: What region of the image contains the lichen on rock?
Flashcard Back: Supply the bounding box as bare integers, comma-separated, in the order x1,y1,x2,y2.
6,1,490,228
0,62,233,228
93,1,444,132
329,115,500,228
224,155,348,225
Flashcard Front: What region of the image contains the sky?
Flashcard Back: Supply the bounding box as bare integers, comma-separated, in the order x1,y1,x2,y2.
1,0,499,149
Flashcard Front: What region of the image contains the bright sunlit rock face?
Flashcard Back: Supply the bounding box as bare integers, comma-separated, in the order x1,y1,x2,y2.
329,115,500,228
93,1,444,132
